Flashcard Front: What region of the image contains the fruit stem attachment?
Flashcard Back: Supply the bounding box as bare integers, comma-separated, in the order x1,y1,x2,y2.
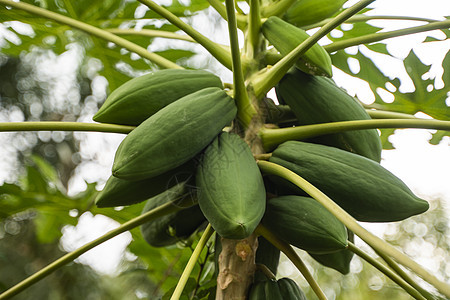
260,118,450,151
0,122,134,134
137,0,233,70
257,160,450,298
0,0,182,70
347,242,428,300
0,199,189,300
171,224,214,300
250,0,375,98
255,224,327,300
225,0,256,128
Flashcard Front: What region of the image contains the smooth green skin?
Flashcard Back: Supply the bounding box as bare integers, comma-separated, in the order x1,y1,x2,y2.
196,132,266,239
112,87,237,180
309,230,354,274
93,69,223,126
262,16,332,77
95,159,196,208
270,141,430,222
263,195,348,254
248,280,283,300
276,68,382,162
278,278,307,300
285,0,346,28
254,236,281,282
140,183,206,247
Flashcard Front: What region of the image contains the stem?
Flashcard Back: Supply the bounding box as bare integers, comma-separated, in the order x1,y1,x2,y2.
207,0,248,30
251,0,375,98
0,0,181,69
255,263,277,281
106,28,196,42
171,224,214,300
255,224,327,300
324,19,450,53
347,242,427,300
260,0,297,18
256,160,450,298
374,248,437,300
246,0,262,59
138,0,232,70
0,122,134,134
0,199,188,300
260,118,450,151
366,110,417,119
305,14,441,30
225,0,256,128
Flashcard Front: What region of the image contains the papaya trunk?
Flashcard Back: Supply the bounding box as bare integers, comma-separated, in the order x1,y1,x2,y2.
216,234,258,299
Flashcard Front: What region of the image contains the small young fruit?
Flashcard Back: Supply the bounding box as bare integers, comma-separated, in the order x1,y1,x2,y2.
263,195,348,254
196,132,266,239
262,16,332,77
93,69,223,126
285,0,346,28
270,141,430,222
277,277,307,300
112,87,237,181
275,68,382,162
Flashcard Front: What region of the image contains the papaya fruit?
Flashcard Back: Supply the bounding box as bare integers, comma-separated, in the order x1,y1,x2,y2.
196,132,266,239
112,87,237,181
95,159,196,208
262,16,332,77
309,229,354,274
285,0,346,28
93,69,223,126
277,277,307,300
263,195,348,254
248,278,306,299
275,68,382,162
140,183,206,247
254,236,281,282
269,141,430,222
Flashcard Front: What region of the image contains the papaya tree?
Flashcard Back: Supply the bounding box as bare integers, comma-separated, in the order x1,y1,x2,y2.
0,0,450,299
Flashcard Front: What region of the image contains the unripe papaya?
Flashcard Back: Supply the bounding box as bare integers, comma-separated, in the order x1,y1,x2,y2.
263,195,348,254
140,183,206,247
196,132,266,239
254,236,281,282
269,141,429,222
275,68,382,162
285,0,346,28
309,230,354,274
278,277,307,300
262,16,332,77
112,87,237,181
93,69,223,126
248,278,306,299
95,159,196,208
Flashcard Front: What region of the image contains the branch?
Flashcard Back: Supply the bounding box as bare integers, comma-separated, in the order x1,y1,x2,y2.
106,28,196,42
257,160,450,298
170,224,214,300
260,118,450,150
0,0,182,69
0,199,188,300
138,0,233,70
0,122,134,134
250,0,376,98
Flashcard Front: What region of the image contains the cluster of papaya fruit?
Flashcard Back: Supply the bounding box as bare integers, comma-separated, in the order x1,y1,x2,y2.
91,2,430,297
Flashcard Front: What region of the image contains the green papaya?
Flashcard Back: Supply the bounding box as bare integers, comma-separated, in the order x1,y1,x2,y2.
95,159,196,208
269,141,429,222
263,195,348,254
93,69,223,126
248,280,282,300
140,183,206,247
196,132,266,239
309,229,354,274
285,0,346,28
277,277,307,300
262,16,332,77
112,87,237,181
276,68,382,162
254,236,281,282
